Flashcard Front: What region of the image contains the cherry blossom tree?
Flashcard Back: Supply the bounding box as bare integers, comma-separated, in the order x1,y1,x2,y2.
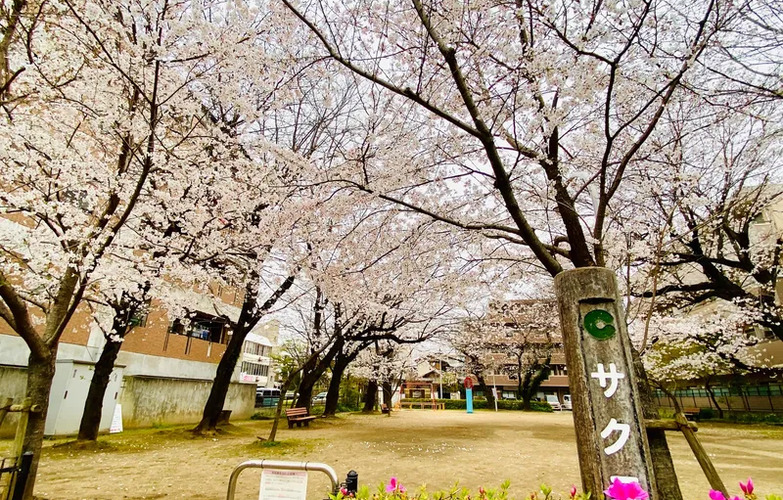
350,341,415,411
452,300,560,409
278,2,757,495
0,0,285,493
624,104,783,350
285,214,474,414
77,257,156,441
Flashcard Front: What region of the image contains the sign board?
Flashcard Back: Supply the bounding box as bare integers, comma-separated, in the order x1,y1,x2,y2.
109,404,123,434
259,469,308,500
554,268,656,498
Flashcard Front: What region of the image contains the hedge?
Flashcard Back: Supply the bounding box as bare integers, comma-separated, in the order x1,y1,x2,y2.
401,398,553,412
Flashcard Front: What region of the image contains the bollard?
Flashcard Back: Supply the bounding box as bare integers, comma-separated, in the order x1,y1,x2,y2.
345,470,358,495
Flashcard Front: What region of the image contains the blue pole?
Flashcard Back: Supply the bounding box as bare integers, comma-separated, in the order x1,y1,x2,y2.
466,388,473,414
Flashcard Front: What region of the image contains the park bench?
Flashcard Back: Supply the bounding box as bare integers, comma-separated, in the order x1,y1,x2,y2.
681,407,700,420
381,404,391,414
285,407,317,429
399,401,445,410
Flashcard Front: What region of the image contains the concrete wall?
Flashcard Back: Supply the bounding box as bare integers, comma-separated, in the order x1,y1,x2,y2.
0,365,27,437
119,376,255,428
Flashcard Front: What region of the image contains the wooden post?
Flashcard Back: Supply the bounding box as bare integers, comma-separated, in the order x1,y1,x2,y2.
0,397,13,429
11,398,31,461
555,268,657,499
674,413,728,498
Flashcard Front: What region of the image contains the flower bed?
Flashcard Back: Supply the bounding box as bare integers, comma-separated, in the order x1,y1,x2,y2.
329,476,782,500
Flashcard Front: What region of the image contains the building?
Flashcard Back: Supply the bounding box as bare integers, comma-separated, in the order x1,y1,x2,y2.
0,284,279,436
435,299,572,405
239,323,278,388
643,185,783,413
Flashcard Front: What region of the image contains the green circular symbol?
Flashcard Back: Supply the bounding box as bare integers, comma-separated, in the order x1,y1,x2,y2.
583,309,616,340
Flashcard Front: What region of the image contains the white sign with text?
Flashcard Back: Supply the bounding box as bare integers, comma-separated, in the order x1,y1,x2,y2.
259,469,308,500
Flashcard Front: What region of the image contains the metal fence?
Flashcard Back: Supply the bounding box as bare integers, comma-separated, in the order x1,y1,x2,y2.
654,384,783,413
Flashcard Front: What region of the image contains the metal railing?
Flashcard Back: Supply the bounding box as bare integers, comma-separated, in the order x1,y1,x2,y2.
226,459,339,500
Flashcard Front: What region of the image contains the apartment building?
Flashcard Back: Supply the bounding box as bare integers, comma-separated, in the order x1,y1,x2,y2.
0,284,278,435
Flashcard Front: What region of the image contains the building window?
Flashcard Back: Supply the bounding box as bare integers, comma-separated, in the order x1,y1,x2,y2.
241,361,269,377
168,313,228,344
128,299,152,328
244,342,270,356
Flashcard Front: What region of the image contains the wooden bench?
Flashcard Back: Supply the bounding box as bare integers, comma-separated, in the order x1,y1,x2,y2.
681,407,700,420
285,407,317,429
381,404,391,414
399,401,445,410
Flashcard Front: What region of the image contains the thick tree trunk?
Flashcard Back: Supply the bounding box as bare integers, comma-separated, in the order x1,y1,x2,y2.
193,326,248,434
194,275,294,433
295,342,341,411
362,379,378,412
22,350,57,500
78,337,122,440
633,348,684,500
323,355,351,417
382,381,393,408
521,370,533,410
521,359,551,410
295,367,319,412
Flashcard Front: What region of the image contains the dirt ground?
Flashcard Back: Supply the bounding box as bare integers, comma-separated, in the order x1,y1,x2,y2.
3,410,782,499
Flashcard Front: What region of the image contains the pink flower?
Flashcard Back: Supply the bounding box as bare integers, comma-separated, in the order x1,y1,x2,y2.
604,478,649,500
739,478,754,496
385,477,406,494
570,485,578,498
709,491,741,500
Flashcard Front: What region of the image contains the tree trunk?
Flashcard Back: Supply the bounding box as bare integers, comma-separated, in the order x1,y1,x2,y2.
521,358,552,410
705,378,723,419
22,350,57,500
633,348,684,500
295,342,341,411
295,366,320,412
382,381,393,408
78,337,123,440
323,354,351,417
475,372,494,407
516,356,523,398
193,326,248,434
362,379,378,412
